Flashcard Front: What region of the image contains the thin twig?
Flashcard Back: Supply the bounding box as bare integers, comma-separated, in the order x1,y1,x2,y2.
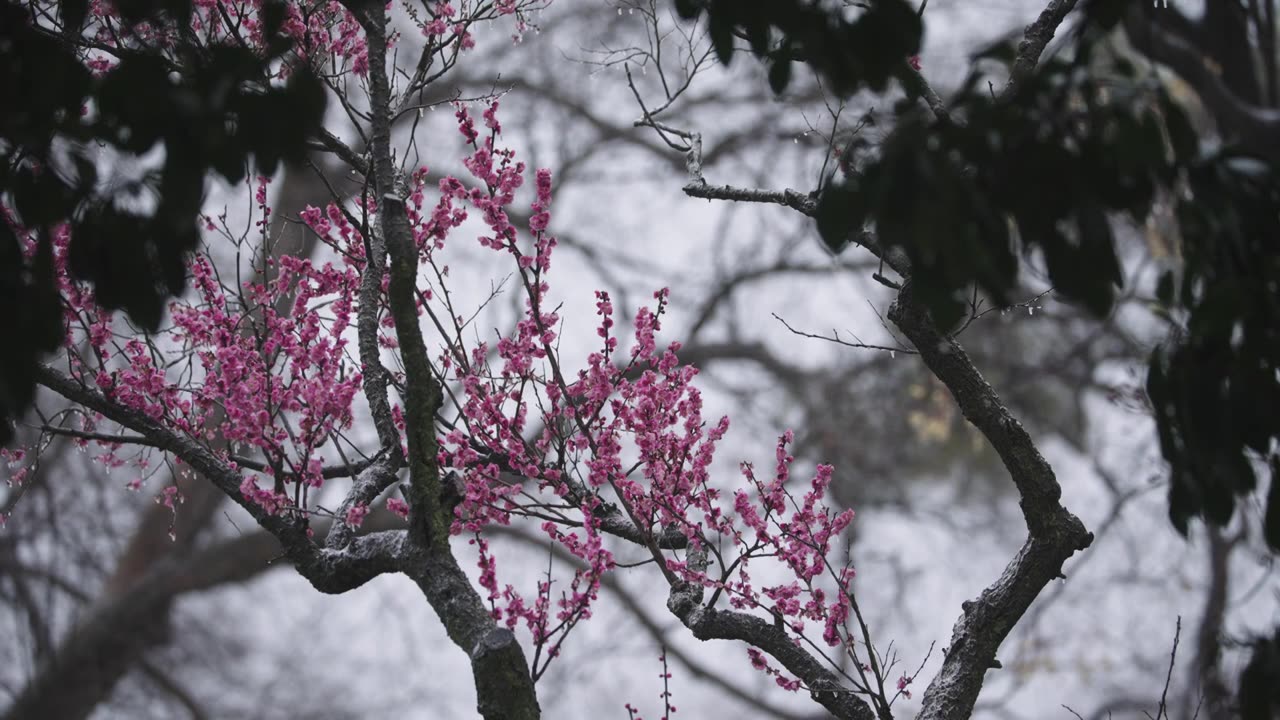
1151,616,1181,720
772,314,916,355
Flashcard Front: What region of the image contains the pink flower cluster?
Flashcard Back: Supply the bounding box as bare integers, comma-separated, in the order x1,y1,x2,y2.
389,104,859,675
82,0,371,78
1,448,29,488
897,673,914,699
171,234,363,511
386,497,411,519
8,32,865,686
345,503,370,528
747,647,804,692
29,176,364,518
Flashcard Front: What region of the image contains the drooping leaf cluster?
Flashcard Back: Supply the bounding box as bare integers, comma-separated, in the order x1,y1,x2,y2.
678,1,1279,698
669,0,1279,553
671,0,922,97
0,0,327,444
1240,627,1280,720
1147,154,1280,547
814,38,1190,326
810,3,1280,552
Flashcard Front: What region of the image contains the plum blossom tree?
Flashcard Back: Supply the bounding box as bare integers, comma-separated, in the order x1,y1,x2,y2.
0,1,1121,719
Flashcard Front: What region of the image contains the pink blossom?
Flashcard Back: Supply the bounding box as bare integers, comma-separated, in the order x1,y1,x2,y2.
345,503,370,528
13,80,867,698
156,485,183,509
386,497,411,519
897,674,914,699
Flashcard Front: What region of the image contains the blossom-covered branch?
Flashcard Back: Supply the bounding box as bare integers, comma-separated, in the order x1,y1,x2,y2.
7,1,907,718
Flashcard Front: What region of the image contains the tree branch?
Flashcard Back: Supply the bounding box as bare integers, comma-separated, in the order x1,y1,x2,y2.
33,365,402,595
669,600,876,720
886,285,1092,720
665,549,877,720
359,6,540,718
1002,0,1078,100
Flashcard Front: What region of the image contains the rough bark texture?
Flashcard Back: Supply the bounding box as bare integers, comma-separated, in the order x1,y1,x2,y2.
357,6,541,718
889,286,1092,720
398,540,540,720
671,602,877,720
664,547,877,720
1003,0,1078,99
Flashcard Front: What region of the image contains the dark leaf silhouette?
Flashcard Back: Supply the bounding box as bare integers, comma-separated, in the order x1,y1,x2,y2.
0,0,327,443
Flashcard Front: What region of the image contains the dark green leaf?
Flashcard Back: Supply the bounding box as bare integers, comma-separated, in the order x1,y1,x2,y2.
29,232,63,354
673,0,701,20
768,59,791,95
1156,271,1174,306
1160,93,1199,163
708,11,735,66
60,0,89,33
815,182,861,254
1239,629,1280,720
1267,456,1280,551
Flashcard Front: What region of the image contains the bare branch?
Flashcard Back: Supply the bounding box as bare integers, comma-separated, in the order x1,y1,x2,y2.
887,285,1092,720
1002,0,1079,100
772,313,916,356
361,8,540,718
665,548,877,720
1155,616,1182,720
33,365,402,594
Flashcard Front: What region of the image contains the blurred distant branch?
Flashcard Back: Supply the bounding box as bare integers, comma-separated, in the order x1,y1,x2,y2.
1124,5,1280,162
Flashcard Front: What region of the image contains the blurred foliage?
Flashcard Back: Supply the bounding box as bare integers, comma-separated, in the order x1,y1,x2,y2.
1241,627,1280,720
0,0,326,444
673,0,1279,553
813,29,1184,328
795,303,1108,513
673,0,1279,701
671,0,922,97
